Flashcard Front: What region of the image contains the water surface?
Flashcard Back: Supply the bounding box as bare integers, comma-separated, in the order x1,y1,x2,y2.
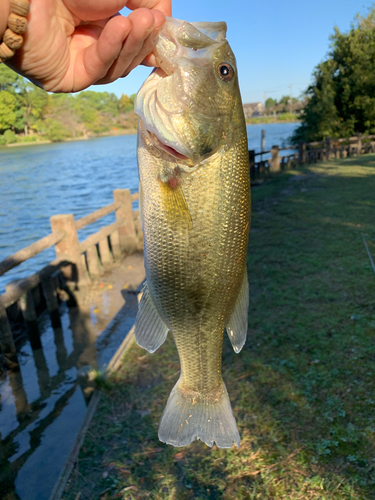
0,123,299,294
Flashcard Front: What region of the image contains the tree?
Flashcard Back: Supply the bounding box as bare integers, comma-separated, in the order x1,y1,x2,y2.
119,93,136,113
292,7,375,143
43,118,70,142
265,97,277,110
0,63,136,140
21,84,48,135
0,65,25,93
0,91,17,131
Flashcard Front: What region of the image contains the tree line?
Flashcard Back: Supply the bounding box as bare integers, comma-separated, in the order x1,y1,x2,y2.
265,96,304,114
292,7,375,144
0,65,138,145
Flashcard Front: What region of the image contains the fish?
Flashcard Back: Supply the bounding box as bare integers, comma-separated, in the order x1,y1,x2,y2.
134,17,250,448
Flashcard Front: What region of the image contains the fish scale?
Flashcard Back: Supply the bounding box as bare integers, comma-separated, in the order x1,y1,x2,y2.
134,17,250,448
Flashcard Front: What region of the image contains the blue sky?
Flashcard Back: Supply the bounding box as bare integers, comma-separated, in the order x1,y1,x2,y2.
93,0,374,104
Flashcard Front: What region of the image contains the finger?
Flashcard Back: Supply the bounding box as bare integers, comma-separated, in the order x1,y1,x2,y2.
76,15,131,89
65,0,130,22
121,9,165,75
127,0,172,16
95,8,158,84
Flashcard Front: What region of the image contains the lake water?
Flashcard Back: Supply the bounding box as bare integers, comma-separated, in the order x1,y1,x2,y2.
0,122,299,500
0,122,299,294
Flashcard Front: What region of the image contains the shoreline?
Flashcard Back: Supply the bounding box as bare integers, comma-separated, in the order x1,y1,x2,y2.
0,129,138,149
1,121,300,150
246,118,300,125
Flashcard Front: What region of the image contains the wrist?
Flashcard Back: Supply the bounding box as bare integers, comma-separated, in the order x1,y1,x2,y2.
0,0,10,39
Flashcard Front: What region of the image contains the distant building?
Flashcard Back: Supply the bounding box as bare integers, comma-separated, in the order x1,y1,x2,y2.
243,102,265,118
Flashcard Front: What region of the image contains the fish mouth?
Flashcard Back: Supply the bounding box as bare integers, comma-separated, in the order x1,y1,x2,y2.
148,131,190,161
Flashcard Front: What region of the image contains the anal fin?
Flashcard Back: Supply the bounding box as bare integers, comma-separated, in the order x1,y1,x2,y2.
134,283,169,353
226,269,249,353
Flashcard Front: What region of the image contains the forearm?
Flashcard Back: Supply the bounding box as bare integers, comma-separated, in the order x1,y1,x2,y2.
0,0,10,40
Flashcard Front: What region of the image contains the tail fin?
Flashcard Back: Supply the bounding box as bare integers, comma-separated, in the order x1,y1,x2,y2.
158,378,240,448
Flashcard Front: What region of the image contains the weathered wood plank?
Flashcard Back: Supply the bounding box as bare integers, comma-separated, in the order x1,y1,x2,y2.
98,238,112,266
86,245,101,276
75,203,120,231
0,257,68,310
0,231,64,277
79,219,124,254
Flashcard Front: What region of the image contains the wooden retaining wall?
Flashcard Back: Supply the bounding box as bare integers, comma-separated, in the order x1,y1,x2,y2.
0,189,141,368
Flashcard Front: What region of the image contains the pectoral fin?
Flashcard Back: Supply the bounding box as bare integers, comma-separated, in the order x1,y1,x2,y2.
160,179,192,229
226,270,249,353
134,283,169,353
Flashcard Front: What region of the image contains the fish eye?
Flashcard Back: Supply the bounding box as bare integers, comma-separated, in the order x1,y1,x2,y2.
218,63,234,82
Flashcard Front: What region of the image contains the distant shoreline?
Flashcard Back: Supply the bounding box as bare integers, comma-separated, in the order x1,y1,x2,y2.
246,117,300,125
1,120,300,150
0,129,138,150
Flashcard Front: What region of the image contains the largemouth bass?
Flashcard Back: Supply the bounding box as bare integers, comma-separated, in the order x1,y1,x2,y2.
134,17,250,448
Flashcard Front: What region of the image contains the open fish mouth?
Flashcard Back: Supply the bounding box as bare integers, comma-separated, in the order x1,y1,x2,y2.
135,67,192,160
135,17,228,164
148,131,190,161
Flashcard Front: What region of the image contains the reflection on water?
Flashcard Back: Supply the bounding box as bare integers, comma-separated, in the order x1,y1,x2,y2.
0,124,298,499
0,253,145,500
0,304,96,500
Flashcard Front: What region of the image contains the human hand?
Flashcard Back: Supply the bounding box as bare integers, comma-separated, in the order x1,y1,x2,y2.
3,0,171,92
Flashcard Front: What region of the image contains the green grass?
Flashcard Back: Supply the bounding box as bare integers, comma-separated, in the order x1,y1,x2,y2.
246,113,300,125
63,155,375,500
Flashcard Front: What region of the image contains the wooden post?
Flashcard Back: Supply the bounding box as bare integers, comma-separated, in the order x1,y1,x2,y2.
113,189,137,254
50,214,87,289
42,276,61,327
110,230,121,260
299,142,306,165
326,137,333,160
8,368,28,415
19,289,37,322
0,307,18,367
270,145,280,172
356,133,362,155
248,150,255,179
99,238,112,266
86,245,101,276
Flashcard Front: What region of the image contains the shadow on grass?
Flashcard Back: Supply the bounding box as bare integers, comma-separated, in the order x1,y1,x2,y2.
63,155,375,500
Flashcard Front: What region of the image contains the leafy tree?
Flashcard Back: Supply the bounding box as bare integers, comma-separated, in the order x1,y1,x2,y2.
265,97,277,110
3,129,16,144
292,7,375,143
0,65,25,93
279,95,290,106
0,91,17,131
119,93,136,112
0,64,136,141
21,84,48,135
43,118,70,142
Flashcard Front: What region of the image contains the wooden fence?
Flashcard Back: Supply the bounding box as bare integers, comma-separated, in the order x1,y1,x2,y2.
0,189,141,367
249,133,375,181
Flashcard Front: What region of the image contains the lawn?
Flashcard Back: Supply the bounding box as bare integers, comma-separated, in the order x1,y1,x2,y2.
63,154,375,500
